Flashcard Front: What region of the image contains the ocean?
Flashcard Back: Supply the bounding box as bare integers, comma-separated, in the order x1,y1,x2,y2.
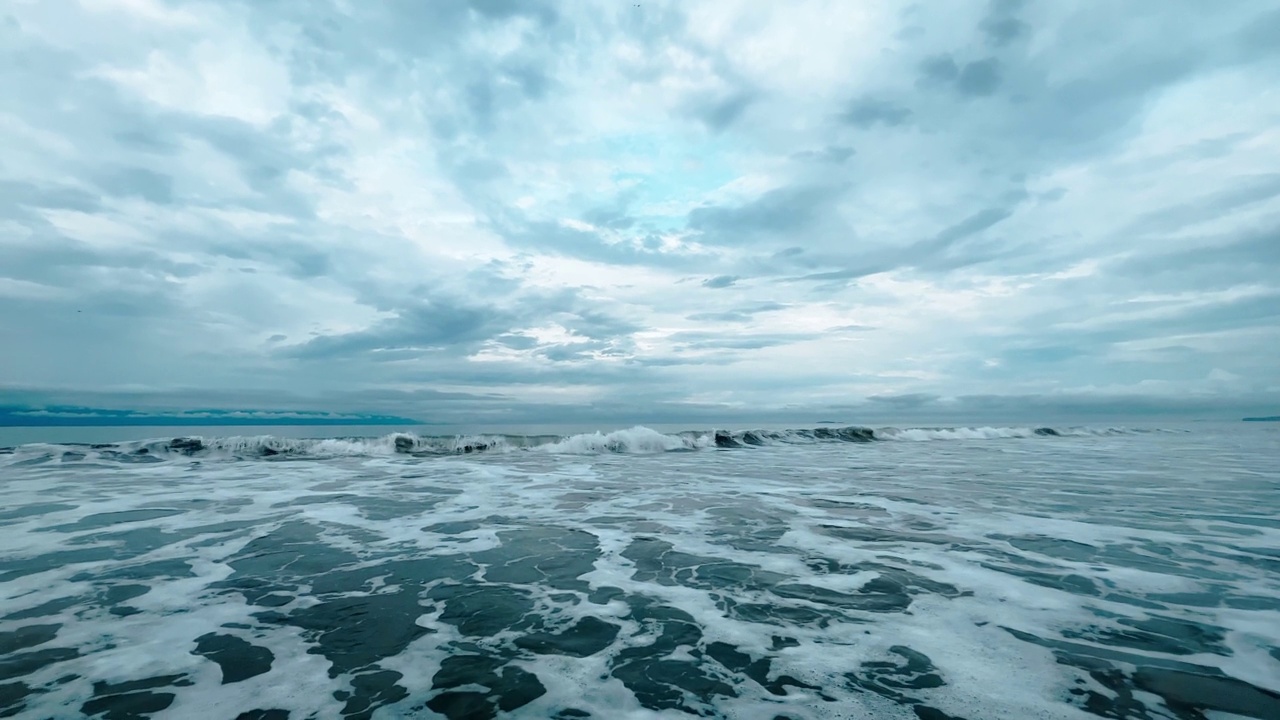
0,423,1277,719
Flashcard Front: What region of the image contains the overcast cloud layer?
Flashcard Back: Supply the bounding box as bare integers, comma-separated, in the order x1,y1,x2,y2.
2,0,1279,424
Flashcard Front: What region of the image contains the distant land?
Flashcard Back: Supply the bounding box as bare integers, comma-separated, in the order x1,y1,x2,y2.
1242,416,1280,422
0,405,423,427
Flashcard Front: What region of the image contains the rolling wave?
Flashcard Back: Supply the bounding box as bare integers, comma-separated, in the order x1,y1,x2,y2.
0,425,1151,464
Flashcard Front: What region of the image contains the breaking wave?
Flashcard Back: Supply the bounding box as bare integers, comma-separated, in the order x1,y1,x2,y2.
0,425,1153,464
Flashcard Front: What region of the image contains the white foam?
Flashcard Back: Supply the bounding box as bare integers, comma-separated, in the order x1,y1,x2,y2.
0,424,1158,467
876,425,1039,440
2,424,1276,718
538,426,695,454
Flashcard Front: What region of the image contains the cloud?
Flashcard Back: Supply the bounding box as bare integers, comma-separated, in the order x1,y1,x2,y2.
792,145,856,164
702,275,739,289
686,302,788,323
839,98,912,128
687,184,846,246
94,167,175,204
979,0,1029,48
686,88,757,132
865,393,942,408
0,0,1277,424
918,55,1002,97
282,299,509,361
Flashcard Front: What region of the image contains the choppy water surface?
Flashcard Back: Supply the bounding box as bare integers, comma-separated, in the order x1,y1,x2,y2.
1,425,1277,719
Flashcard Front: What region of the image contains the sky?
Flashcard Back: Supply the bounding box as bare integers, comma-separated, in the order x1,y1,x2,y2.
2,0,1279,426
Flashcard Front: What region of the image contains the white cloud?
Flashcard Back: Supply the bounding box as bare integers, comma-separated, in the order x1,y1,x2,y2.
91,42,290,127
1,0,1277,421
78,0,201,27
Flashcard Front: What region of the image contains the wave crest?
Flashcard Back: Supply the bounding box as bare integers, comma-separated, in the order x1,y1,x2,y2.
0,424,1153,465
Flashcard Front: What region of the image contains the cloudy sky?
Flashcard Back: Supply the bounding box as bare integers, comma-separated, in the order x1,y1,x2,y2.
2,0,1279,424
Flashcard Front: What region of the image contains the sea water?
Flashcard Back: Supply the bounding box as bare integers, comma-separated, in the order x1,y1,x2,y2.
0,424,1277,719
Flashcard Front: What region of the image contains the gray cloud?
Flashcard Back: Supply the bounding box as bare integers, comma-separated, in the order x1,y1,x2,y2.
0,181,102,214
956,58,1002,96
918,55,961,86
866,393,942,408
687,89,756,132
686,302,788,323
792,145,856,163
918,55,1002,97
687,184,846,245
979,0,1029,47
0,0,1276,424
840,98,912,128
667,330,820,352
95,167,175,204
1114,224,1280,285
1122,173,1280,237
282,299,507,361
904,204,1022,272
702,275,738,289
